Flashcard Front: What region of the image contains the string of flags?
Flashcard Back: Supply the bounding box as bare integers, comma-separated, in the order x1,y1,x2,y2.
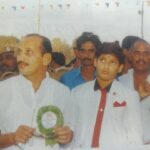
0,0,150,11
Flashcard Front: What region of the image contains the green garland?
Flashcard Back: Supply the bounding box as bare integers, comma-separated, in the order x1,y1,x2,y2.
37,105,64,146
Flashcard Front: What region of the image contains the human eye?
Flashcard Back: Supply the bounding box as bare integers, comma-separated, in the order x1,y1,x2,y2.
133,51,140,56
110,61,117,65
15,48,22,56
26,48,33,56
99,58,105,63
144,51,150,56
89,49,95,53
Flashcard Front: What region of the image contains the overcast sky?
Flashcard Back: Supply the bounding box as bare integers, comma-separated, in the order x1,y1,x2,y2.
0,0,149,45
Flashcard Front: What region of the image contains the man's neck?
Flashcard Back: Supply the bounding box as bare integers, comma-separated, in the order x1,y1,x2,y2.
133,70,150,90
81,65,95,81
25,71,46,92
97,78,113,89
134,70,150,79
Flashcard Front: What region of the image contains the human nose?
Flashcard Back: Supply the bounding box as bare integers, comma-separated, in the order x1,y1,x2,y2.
17,52,26,62
103,62,109,69
138,52,145,60
82,51,89,57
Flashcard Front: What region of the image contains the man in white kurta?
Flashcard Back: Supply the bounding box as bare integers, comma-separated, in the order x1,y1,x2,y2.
0,34,73,150
0,74,72,150
72,42,143,148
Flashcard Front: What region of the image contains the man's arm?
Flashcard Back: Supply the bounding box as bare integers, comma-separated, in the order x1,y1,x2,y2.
0,133,15,148
0,125,34,149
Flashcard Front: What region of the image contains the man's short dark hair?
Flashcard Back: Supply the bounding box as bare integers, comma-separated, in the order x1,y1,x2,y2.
95,42,125,64
122,35,141,50
76,32,102,51
25,33,52,54
52,52,65,66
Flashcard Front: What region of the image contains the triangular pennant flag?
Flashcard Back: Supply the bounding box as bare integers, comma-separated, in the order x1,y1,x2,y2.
49,4,53,9
115,2,120,7
106,2,109,8
12,6,16,10
66,4,70,8
21,6,25,9
58,4,62,8
96,2,100,6
138,10,143,15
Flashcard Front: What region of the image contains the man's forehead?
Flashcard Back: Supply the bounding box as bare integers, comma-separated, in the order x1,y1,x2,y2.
133,41,150,51
18,36,42,48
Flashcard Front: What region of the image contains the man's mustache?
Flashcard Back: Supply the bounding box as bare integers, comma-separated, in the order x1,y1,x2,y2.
17,61,29,66
136,60,146,64
83,58,92,61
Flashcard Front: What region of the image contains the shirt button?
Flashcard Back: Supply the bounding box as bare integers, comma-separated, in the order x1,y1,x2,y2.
100,108,103,112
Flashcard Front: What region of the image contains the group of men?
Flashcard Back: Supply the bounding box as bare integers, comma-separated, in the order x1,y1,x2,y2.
0,32,150,150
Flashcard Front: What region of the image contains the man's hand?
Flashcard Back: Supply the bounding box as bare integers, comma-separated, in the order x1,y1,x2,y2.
14,125,34,144
138,81,150,100
53,126,73,145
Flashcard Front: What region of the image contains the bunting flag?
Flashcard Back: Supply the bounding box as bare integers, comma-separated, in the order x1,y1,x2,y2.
66,4,70,8
105,2,110,8
21,6,25,9
49,4,53,9
115,2,120,7
0,1,150,11
12,6,16,10
58,4,62,8
138,10,143,15
96,2,100,6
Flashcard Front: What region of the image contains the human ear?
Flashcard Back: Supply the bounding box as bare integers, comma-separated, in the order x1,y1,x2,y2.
43,53,51,66
118,64,124,73
94,58,97,67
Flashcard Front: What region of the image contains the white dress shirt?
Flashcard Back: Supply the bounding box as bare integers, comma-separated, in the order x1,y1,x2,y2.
119,69,135,90
71,80,143,148
0,74,72,150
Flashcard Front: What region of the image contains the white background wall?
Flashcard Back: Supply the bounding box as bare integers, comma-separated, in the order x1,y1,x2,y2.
0,0,150,45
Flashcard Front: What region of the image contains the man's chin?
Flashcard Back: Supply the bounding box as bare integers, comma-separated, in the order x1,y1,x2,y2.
19,69,28,75
82,62,93,66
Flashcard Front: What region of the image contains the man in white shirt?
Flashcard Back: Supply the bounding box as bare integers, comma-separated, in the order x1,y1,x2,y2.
72,42,143,148
0,34,73,150
119,39,150,144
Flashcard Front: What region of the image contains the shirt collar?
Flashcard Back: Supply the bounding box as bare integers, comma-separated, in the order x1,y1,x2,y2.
94,79,112,92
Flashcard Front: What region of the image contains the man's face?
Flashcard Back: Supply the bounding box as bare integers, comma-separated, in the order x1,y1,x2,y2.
130,41,150,72
94,54,123,82
16,36,46,77
78,41,96,67
0,51,18,72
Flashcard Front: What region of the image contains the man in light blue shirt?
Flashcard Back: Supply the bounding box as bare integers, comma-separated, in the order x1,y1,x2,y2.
60,32,101,89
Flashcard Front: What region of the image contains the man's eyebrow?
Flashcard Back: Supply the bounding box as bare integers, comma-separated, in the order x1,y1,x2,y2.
80,48,95,51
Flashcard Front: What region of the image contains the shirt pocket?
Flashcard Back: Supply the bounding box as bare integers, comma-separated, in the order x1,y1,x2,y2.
113,106,127,122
